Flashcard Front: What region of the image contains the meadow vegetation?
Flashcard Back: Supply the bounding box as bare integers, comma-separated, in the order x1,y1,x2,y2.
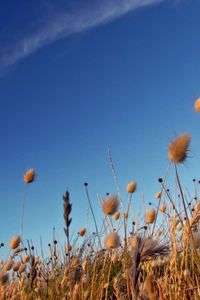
1,99,200,299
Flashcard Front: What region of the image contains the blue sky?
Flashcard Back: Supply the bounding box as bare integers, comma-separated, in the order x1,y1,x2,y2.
0,0,200,258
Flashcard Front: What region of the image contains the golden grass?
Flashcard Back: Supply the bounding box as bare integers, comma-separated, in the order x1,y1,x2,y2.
1,101,200,299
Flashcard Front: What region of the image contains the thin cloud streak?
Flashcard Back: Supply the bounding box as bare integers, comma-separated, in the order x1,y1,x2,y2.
0,0,165,71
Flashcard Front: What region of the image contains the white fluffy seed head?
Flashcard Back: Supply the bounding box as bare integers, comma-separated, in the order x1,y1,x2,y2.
105,232,120,250
102,195,119,216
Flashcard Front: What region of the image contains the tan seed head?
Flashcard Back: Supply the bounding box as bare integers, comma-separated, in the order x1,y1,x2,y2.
13,262,20,272
168,133,190,164
78,228,86,237
160,203,166,213
9,236,21,250
126,181,137,193
22,256,30,264
18,263,26,273
23,168,35,184
194,98,200,113
105,232,120,250
102,195,119,216
3,260,13,271
113,212,120,221
155,191,162,199
145,209,156,224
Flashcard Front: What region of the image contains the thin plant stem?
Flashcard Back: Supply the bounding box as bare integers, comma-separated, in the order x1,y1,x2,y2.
85,185,102,248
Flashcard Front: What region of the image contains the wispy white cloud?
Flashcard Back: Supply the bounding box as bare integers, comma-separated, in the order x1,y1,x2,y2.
0,0,165,71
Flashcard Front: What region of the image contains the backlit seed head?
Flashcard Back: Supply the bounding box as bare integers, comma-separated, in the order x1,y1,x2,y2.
113,212,120,221
78,228,86,237
66,244,72,252
105,232,120,250
145,209,156,224
126,181,137,193
160,203,166,213
124,212,128,219
194,98,200,113
155,191,162,199
3,260,13,271
19,263,26,273
13,262,20,272
102,195,119,216
168,133,191,164
23,168,35,184
9,236,21,250
22,256,30,264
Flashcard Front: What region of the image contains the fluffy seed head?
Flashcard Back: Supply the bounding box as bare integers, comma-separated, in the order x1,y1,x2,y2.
155,191,162,199
66,244,72,252
105,232,120,249
19,263,26,273
124,212,128,219
3,260,13,271
160,203,166,213
168,133,191,164
102,195,119,216
126,181,137,193
113,212,120,221
13,262,20,272
78,228,86,237
23,168,35,184
194,98,200,113
9,236,21,250
145,209,156,224
22,256,30,264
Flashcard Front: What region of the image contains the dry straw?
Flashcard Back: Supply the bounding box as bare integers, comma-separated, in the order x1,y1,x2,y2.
102,195,119,216
105,232,120,249
168,133,190,164
126,181,137,193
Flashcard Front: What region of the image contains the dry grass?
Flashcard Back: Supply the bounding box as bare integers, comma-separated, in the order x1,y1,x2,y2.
1,104,200,299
